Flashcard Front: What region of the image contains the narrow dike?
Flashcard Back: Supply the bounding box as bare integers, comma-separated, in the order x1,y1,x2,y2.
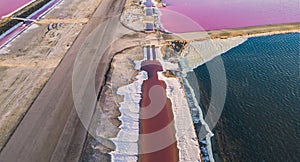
0,0,51,35
138,60,179,161
0,0,62,48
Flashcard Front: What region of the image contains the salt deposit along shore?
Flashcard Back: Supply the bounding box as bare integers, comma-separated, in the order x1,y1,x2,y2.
110,71,147,161
105,37,248,162
155,47,202,162
119,0,299,161
0,0,298,161
106,46,201,161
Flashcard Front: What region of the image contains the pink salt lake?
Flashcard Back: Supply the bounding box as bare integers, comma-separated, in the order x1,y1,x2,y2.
0,0,35,19
159,0,300,33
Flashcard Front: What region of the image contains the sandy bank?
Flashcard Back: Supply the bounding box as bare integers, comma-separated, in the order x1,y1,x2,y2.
207,22,300,39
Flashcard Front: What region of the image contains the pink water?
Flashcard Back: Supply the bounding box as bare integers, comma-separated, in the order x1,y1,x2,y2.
160,0,300,33
0,0,35,19
0,0,61,48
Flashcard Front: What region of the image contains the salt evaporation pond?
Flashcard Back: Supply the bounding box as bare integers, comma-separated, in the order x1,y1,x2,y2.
0,0,35,19
159,0,300,33
190,33,300,161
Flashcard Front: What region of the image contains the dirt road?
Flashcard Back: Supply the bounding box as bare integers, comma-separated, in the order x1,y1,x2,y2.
0,0,128,161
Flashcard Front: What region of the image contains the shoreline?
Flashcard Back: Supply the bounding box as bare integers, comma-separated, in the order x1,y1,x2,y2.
167,22,300,42
181,75,214,162
175,31,299,162
207,22,300,39
189,33,300,161
0,0,300,159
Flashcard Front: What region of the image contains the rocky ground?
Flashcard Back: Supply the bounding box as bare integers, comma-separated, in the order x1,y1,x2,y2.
0,0,102,150
120,0,145,32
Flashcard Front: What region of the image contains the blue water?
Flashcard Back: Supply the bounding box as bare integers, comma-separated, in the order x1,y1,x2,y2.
192,33,300,161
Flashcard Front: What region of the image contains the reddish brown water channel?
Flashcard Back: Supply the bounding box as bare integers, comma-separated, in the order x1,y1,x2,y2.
138,60,179,162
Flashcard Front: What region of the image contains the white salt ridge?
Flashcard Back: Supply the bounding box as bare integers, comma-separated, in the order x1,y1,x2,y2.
158,72,201,162
112,46,202,161
133,59,146,70
119,109,140,122
180,37,248,73
183,78,215,162
119,102,139,114
156,48,201,162
110,153,137,162
110,71,147,161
